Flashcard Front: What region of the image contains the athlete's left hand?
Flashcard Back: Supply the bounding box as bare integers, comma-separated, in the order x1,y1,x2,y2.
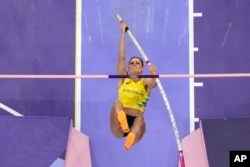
148,64,157,74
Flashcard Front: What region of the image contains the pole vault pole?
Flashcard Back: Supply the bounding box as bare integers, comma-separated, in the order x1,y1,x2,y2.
115,13,185,167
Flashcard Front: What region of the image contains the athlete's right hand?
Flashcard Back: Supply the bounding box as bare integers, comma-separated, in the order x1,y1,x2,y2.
120,21,128,34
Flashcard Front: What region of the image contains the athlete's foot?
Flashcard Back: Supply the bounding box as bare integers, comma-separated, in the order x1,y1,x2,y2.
117,111,129,133
124,132,135,151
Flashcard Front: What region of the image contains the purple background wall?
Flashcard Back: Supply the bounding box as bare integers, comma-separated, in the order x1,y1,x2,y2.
0,1,75,118
194,0,250,119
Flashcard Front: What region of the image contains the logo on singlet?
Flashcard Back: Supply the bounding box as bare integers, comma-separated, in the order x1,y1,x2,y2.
125,81,131,85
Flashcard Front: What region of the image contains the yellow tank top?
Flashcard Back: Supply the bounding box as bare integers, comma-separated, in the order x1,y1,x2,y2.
119,78,149,112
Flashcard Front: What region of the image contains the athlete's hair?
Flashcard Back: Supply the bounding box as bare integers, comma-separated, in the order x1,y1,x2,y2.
128,56,144,67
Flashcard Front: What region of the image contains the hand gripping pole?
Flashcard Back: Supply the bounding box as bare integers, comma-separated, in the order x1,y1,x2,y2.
115,13,185,167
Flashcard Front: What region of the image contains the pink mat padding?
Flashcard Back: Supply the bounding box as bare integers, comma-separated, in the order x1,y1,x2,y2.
178,128,209,167
65,128,92,167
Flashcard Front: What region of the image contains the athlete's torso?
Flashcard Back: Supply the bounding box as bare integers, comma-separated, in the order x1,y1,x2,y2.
118,78,149,112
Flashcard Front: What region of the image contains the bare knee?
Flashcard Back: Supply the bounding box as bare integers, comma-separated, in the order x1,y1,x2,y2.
111,127,124,138
114,100,123,107
113,100,123,112
134,116,145,126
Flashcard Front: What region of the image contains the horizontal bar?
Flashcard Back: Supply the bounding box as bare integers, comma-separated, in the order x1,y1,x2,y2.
109,75,159,78
160,73,250,78
0,73,250,79
0,74,158,79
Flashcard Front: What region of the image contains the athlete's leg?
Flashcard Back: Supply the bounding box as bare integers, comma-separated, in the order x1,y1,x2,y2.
110,100,129,138
132,116,146,143
124,116,146,150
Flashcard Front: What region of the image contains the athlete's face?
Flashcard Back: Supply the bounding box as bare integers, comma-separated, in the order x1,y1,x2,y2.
128,58,143,75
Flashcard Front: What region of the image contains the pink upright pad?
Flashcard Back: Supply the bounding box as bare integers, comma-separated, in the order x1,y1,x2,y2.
65,127,92,167
178,128,209,167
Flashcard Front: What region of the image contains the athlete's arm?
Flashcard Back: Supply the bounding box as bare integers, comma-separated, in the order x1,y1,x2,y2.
144,64,157,89
117,22,127,87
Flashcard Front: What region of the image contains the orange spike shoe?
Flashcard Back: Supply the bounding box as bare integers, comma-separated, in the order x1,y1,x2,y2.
117,111,129,133
124,132,135,151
